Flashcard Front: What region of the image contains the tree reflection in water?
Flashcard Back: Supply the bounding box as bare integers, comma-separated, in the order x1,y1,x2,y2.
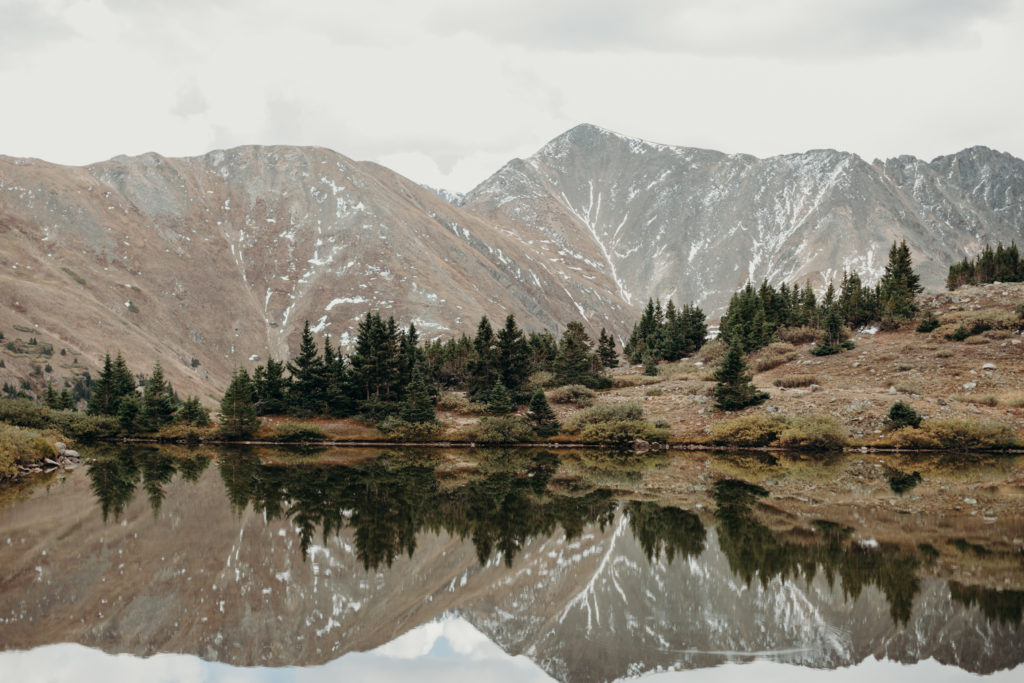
83,449,1022,630
712,478,921,624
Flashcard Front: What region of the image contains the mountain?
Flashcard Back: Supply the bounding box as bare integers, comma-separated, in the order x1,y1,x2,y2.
464,124,1024,316
1,125,1022,398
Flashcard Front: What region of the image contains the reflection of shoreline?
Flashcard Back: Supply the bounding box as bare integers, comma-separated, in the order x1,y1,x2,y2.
0,446,1021,680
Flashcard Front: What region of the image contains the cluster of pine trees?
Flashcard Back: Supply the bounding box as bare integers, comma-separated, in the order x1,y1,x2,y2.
86,353,209,432
712,240,923,410
946,242,1024,289
623,299,707,366
720,240,922,354
228,311,619,436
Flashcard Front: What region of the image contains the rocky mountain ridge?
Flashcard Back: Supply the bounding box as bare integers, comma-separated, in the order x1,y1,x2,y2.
1,125,1022,397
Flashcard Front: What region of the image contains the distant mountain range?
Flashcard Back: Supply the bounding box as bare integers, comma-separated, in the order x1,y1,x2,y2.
1,124,1022,396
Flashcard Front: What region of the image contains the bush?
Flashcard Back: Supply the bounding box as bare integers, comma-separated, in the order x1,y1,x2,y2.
693,338,727,366
562,403,644,432
776,326,819,344
435,391,487,415
708,414,788,446
270,422,328,442
579,420,669,445
753,352,798,374
777,415,848,450
155,423,210,444
0,398,118,440
0,424,60,478
887,426,941,450
921,419,1019,450
377,417,443,442
464,416,537,444
772,374,818,388
916,311,940,333
548,384,596,407
888,401,922,429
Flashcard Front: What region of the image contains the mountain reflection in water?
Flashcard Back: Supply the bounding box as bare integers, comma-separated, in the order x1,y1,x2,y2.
0,445,1021,682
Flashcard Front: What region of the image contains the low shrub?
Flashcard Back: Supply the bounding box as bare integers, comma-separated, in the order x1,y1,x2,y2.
270,422,329,442
772,374,818,388
1002,392,1024,408
934,349,954,358
435,392,486,415
777,415,848,450
644,388,664,397
0,424,60,478
693,338,727,366
562,402,666,444
894,383,922,395
562,403,644,432
611,375,662,388
916,311,940,333
921,419,1019,450
887,427,941,450
887,401,922,429
579,420,669,445
776,326,819,344
155,423,210,444
464,416,537,444
0,398,118,440
548,385,596,407
377,417,443,442
708,414,789,446
753,350,797,372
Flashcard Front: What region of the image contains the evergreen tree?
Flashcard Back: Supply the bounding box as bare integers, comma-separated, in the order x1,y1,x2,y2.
252,358,289,415
287,321,327,414
495,314,532,396
642,351,658,376
526,330,558,373
712,344,768,411
323,336,356,417
219,368,260,439
879,240,923,320
400,366,436,424
43,382,60,409
526,388,560,437
597,328,619,368
57,388,75,411
178,396,211,427
139,361,177,431
486,379,515,414
117,394,140,433
553,322,597,386
350,311,400,404
467,316,499,400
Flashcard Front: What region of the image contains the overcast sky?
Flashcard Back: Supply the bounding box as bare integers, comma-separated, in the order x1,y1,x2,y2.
2,0,1023,191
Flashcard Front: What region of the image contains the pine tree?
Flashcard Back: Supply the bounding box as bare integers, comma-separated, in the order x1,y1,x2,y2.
218,368,260,439
87,353,115,415
879,240,923,320
553,322,597,386
139,361,176,431
712,344,768,411
323,336,355,417
400,366,436,423
178,396,211,427
526,388,560,437
597,328,619,368
57,388,75,411
486,379,515,414
495,314,532,396
468,316,499,400
642,351,658,376
287,321,327,414
253,358,289,415
43,382,60,409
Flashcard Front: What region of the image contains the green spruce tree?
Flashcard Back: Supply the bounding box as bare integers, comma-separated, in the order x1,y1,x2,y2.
139,361,176,431
400,366,436,424
526,388,560,437
712,344,768,411
486,379,515,414
218,368,260,439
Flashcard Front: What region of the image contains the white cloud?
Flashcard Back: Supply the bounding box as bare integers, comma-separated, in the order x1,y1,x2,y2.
0,0,1022,192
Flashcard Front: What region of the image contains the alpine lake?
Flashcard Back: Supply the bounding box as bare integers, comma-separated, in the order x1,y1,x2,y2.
0,445,1022,682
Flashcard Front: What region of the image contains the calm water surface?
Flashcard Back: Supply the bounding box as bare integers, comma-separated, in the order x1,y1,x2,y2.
0,445,1021,682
